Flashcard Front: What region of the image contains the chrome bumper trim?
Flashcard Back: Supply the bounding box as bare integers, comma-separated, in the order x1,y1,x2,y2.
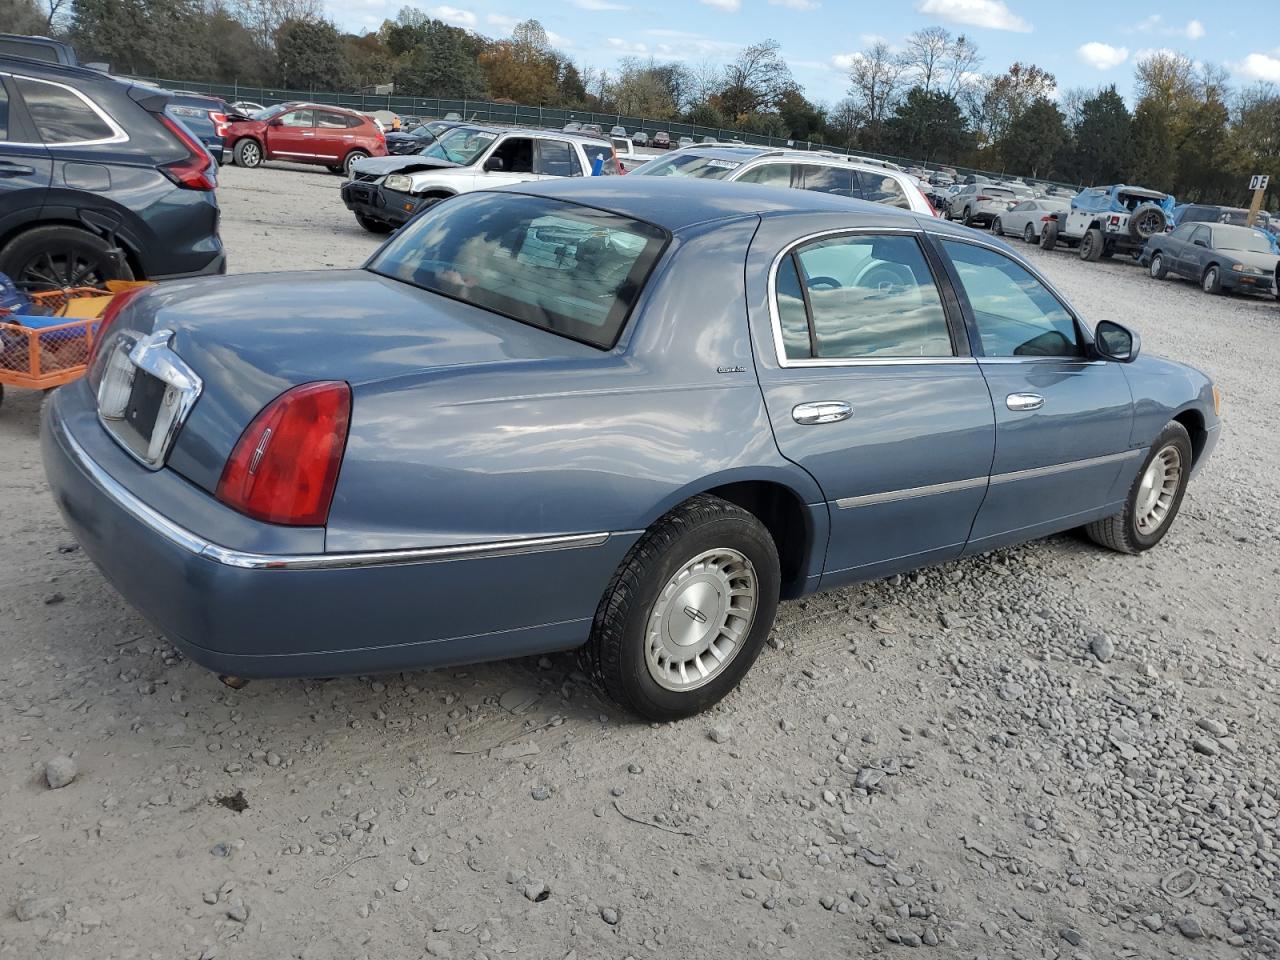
59,420,612,571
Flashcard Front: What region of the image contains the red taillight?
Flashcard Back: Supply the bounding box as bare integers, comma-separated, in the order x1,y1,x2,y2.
217,382,351,527
1040,215,1052,221
975,194,992,202
88,287,147,364
210,111,229,138
157,113,215,191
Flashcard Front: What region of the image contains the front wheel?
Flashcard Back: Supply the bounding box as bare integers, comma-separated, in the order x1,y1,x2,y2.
1023,223,1036,243
342,150,370,177
1201,265,1222,294
1085,422,1192,554
1149,252,1167,279
234,139,262,168
582,494,780,721
355,214,393,234
991,217,1003,236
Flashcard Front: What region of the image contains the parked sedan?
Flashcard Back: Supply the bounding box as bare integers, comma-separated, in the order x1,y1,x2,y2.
1141,222,1279,296
652,131,671,149
992,198,1070,244
42,179,1219,721
224,102,387,176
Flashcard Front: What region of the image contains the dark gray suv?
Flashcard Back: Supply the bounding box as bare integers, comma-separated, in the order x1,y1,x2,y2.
0,55,225,291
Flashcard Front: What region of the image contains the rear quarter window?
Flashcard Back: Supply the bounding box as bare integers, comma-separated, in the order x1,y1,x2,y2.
14,77,116,144
368,193,669,349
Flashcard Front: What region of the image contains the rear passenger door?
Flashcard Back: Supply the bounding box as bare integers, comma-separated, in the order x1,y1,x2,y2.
856,171,911,208
312,110,352,163
533,137,581,179
0,75,53,238
747,223,996,585
798,164,856,198
934,237,1136,552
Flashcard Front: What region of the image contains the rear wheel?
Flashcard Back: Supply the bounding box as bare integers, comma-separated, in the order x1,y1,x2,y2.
1201,265,1222,294
0,225,133,293
234,138,262,168
1040,221,1058,251
582,494,780,721
1149,252,1167,279
1085,422,1192,554
1080,227,1104,262
342,150,369,177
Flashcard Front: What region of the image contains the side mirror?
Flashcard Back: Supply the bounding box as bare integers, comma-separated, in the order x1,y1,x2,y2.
1192,239,1207,247
483,156,504,172
267,118,283,127
1094,320,1140,363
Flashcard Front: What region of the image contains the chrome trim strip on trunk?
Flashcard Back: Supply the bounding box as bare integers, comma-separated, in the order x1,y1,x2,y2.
59,422,613,571
835,449,1142,510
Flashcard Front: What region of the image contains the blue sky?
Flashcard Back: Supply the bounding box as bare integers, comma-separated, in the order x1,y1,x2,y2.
325,0,1280,106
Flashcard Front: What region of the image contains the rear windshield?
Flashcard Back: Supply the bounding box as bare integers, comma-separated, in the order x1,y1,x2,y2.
635,152,745,179
368,192,669,349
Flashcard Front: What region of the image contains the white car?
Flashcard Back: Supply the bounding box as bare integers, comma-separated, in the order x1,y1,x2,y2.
991,198,1070,244
341,125,620,233
631,146,938,216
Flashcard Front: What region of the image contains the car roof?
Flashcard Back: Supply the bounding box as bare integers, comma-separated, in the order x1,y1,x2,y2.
0,52,111,82
493,176,923,234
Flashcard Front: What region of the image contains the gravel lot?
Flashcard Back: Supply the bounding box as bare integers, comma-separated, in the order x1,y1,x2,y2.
2,163,1278,960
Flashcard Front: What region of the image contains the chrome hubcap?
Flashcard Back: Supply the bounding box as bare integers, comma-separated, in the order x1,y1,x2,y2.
1203,269,1216,291
244,144,259,164
1135,445,1182,535
645,548,757,691
1150,256,1161,277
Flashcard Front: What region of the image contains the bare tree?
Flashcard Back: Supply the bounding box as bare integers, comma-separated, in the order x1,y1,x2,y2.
719,40,794,118
233,0,322,50
846,40,904,145
42,0,70,30
1057,85,1097,129
687,60,725,106
902,26,950,94
942,34,981,97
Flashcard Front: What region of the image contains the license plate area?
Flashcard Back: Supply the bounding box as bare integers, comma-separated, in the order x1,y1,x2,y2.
97,328,202,470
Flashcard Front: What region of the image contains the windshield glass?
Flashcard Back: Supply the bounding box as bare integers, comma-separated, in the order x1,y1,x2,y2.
1213,226,1273,253
633,152,745,179
415,126,498,165
368,193,670,349
251,103,293,121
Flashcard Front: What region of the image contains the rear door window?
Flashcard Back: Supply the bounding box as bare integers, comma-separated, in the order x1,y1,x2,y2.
778,233,952,360
856,171,910,208
800,165,855,197
534,139,581,177
13,77,116,144
316,111,349,129
369,192,669,349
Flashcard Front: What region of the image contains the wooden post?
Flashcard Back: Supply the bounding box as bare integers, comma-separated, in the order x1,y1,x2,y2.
1247,174,1270,227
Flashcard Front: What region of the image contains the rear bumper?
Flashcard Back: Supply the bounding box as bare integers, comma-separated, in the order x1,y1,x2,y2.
41,390,637,678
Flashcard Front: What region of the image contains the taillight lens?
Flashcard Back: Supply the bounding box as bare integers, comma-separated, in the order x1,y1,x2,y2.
88,286,147,365
210,111,229,138
975,194,991,202
217,382,351,526
157,114,215,190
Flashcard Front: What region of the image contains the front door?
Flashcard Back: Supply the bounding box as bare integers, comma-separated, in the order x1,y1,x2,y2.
933,237,1136,554
479,136,538,188
748,224,996,586
265,108,315,161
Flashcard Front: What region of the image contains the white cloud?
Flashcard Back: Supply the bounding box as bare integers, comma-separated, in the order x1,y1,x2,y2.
1133,46,1178,64
768,0,818,8
546,29,573,47
570,0,628,9
486,13,517,29
858,32,890,47
606,37,649,55
1236,52,1280,83
830,52,861,71
1077,41,1129,70
916,0,1031,33
428,5,476,27
699,0,741,10
1126,14,1205,40
1185,19,1204,40
641,28,740,59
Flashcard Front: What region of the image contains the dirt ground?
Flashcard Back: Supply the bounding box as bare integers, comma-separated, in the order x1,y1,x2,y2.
2,163,1278,960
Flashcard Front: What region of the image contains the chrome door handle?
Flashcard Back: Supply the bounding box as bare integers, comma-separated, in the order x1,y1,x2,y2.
1006,393,1045,411
792,401,852,425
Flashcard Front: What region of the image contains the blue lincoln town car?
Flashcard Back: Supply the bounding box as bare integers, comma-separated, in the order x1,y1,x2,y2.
42,178,1221,720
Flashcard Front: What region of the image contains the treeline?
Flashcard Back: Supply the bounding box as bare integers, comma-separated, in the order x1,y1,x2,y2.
9,0,1278,204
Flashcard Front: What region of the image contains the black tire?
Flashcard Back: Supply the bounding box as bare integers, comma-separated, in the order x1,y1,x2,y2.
582,494,781,721
1040,221,1058,251
1022,223,1036,243
1149,252,1168,280
1099,242,1114,260
962,207,974,227
1080,227,1104,262
1201,264,1222,294
991,217,1003,236
234,138,263,168
0,225,133,293
342,150,370,177
1085,422,1193,554
327,165,344,175
355,214,393,234
1129,203,1167,240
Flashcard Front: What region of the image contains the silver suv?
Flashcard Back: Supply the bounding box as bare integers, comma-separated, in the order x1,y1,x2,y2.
631,146,936,216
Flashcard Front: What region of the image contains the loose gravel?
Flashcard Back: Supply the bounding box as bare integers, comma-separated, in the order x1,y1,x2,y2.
1,163,1276,959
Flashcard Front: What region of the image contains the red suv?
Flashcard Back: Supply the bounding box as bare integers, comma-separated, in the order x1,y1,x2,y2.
225,103,386,175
